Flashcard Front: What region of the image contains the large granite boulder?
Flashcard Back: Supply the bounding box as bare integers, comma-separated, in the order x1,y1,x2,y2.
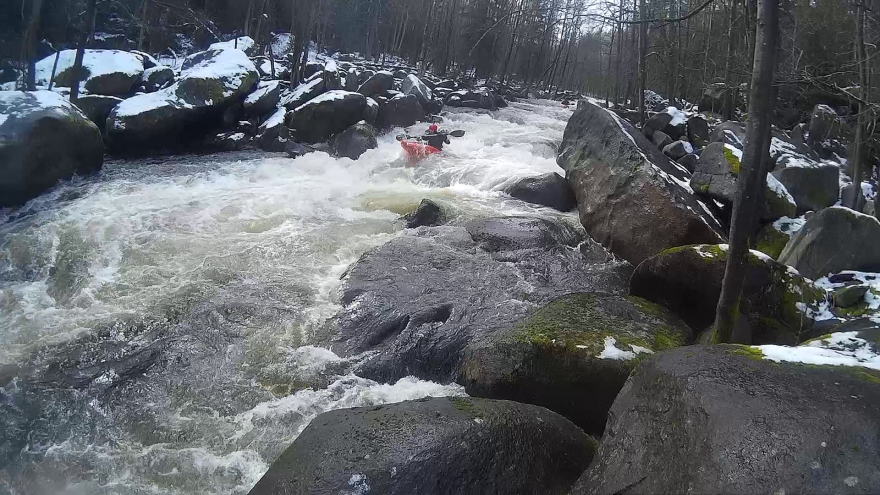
557,100,723,265
503,172,577,212
571,345,880,495
285,90,366,143
0,91,103,207
105,48,258,152
139,65,174,93
771,163,840,214
779,206,880,279
686,115,710,147
401,74,433,111
249,397,595,495
630,244,827,343
357,70,394,97
35,49,144,96
281,77,325,110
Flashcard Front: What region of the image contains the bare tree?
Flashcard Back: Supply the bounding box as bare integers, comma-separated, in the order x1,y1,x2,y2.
70,0,97,102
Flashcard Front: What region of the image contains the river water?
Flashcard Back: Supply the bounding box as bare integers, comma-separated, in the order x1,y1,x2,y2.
0,99,575,494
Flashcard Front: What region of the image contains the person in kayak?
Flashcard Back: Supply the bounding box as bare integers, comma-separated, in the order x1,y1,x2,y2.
421,124,450,151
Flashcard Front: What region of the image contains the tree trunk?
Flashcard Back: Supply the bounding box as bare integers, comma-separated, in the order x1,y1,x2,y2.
614,0,624,105
70,0,97,102
137,0,149,51
712,0,779,344
24,0,44,91
722,0,738,120
852,0,869,210
244,0,255,38
637,0,647,126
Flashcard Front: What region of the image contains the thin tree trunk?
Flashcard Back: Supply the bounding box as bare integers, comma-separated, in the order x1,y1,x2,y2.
722,0,738,120
70,0,97,102
713,0,779,344
637,0,647,125
614,0,624,105
254,0,270,44
24,0,44,91
852,0,868,210
244,0,255,37
137,0,149,51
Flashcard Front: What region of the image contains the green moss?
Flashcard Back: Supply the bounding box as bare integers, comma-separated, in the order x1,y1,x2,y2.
755,225,789,259
723,146,741,174
449,397,483,417
727,345,765,361
855,371,880,386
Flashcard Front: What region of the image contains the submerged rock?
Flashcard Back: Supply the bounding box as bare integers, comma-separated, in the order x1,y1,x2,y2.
571,345,880,495
460,293,692,434
779,206,880,279
0,91,103,207
249,397,595,495
402,198,453,228
504,172,576,212
629,244,826,343
557,100,723,265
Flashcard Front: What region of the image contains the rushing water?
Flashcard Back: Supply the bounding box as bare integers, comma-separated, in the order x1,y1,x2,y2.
0,99,575,494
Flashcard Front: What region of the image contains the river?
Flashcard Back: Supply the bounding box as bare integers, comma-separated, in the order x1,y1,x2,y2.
0,99,574,494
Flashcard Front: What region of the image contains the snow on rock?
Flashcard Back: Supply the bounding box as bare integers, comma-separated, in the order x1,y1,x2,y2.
596,336,653,360
766,173,796,206
665,106,687,127
772,216,806,235
209,36,255,55
755,332,880,370
106,47,258,150
34,49,144,96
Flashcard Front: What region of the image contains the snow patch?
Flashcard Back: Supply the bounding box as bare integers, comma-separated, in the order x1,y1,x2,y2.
665,106,687,126
597,336,653,360
755,331,880,370
34,49,144,90
766,174,796,206
209,37,255,53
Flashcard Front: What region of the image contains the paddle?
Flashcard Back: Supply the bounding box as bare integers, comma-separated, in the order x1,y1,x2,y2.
449,130,466,138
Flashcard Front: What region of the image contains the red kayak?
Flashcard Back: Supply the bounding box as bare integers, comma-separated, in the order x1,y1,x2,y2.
400,140,440,166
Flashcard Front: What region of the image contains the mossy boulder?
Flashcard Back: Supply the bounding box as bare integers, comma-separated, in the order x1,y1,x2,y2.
285,90,366,143
630,244,827,344
35,49,144,97
249,397,596,495
460,293,692,434
771,163,840,214
570,345,880,495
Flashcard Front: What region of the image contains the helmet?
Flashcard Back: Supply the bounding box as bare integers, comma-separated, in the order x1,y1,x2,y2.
428,124,438,132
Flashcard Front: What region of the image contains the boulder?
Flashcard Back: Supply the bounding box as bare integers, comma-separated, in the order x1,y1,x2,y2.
445,88,499,110
651,130,673,148
357,70,394,97
344,68,358,91
662,140,692,160
140,65,174,93
403,198,453,228
691,142,797,221
357,69,375,84
255,107,286,151
201,130,251,152
333,216,633,396
771,163,840,213
106,48,258,152
249,397,596,495
242,80,281,118
376,94,425,129
832,285,870,308
285,141,316,158
363,97,379,125
35,49,144,97
643,90,668,112
401,74,433,111
73,94,123,132
686,115,709,147
208,36,256,55
754,216,805,259
281,77,325,110
779,206,880,279
841,182,870,213
504,173,577,212
0,91,103,207
660,107,687,140
709,120,745,148
629,244,827,343
643,112,672,138
557,100,724,266
676,153,698,173
571,345,880,495
329,121,377,159
302,61,324,79
698,82,739,113
321,60,341,91
807,104,845,149
285,90,367,143
460,293,692,434
435,79,456,90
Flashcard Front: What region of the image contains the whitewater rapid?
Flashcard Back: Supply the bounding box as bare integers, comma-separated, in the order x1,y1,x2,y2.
0,99,574,494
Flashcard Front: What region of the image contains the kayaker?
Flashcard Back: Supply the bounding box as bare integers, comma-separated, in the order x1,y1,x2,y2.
421,124,450,151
